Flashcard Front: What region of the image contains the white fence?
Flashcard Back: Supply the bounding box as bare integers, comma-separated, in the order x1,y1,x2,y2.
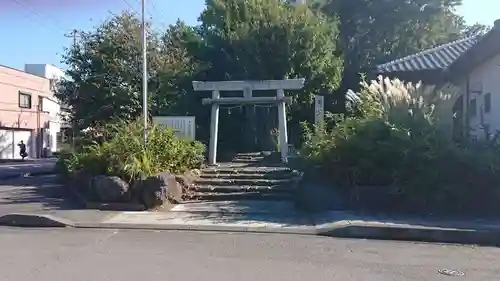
152,116,196,140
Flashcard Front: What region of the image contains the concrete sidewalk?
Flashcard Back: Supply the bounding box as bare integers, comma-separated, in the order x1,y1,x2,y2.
2,200,500,246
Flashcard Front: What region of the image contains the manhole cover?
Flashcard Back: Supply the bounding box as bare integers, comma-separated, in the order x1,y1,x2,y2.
438,269,465,277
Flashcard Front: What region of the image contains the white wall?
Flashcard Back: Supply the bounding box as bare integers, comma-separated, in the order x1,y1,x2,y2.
460,53,500,138
41,97,61,154
23,64,65,154
24,64,65,81
42,97,61,120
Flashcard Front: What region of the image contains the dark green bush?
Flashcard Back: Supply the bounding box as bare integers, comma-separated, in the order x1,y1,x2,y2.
300,77,500,215
56,118,205,182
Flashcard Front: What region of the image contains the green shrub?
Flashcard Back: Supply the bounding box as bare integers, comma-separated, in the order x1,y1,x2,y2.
56,118,205,182
301,76,500,215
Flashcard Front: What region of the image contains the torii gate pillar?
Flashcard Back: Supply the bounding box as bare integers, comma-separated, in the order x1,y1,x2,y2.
192,79,305,165
276,88,288,163
208,90,220,166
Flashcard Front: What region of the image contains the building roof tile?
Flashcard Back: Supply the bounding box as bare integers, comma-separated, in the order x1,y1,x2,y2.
376,35,481,73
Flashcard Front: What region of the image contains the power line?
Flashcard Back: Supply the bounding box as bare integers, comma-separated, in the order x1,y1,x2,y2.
127,0,165,30
149,0,167,28
122,0,140,14
120,0,158,36
9,0,66,32
130,0,155,20
122,0,153,21
64,29,83,50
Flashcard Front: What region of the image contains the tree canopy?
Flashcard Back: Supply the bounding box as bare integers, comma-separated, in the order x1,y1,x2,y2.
57,0,484,149
57,11,171,129
314,0,488,110
57,0,343,149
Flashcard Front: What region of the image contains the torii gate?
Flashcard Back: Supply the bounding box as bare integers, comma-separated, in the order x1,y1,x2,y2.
192,79,305,166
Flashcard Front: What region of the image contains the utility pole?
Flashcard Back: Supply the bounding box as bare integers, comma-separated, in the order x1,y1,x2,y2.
65,29,79,52
64,29,81,152
141,0,148,144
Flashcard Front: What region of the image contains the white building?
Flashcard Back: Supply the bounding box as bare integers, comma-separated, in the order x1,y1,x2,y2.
24,64,65,156
376,19,500,140
24,64,66,81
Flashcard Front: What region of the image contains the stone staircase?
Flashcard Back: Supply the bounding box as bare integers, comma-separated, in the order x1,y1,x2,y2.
184,152,300,202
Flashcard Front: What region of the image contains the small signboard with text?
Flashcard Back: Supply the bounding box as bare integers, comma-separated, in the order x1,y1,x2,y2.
152,116,196,140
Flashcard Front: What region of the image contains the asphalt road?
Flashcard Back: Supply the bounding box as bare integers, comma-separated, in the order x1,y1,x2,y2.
0,158,57,178
1,228,499,281
0,174,73,216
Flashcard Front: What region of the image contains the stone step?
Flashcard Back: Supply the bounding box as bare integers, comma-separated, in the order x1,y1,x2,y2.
199,173,295,180
191,184,294,193
194,178,294,186
189,152,297,202
203,167,293,175
230,159,266,164
184,191,293,202
234,154,265,158
233,152,264,157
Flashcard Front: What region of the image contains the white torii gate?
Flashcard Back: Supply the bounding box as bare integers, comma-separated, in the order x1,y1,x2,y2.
192,79,305,165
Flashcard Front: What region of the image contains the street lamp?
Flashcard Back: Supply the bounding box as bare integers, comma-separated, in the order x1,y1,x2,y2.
141,0,148,144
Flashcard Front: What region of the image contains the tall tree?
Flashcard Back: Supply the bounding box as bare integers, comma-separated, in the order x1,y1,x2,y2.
198,0,342,98
460,22,491,38
58,1,343,150
155,21,205,116
315,0,470,110
193,0,343,148
57,11,169,129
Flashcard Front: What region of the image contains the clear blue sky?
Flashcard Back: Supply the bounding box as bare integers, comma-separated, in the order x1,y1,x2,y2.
0,0,497,71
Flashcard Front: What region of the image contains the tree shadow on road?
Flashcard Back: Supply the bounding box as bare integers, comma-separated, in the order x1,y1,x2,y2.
0,175,84,215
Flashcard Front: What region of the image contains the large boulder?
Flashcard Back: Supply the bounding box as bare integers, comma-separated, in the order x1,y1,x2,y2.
135,172,182,209
69,171,93,192
69,171,97,201
166,178,183,204
93,175,130,202
174,169,200,189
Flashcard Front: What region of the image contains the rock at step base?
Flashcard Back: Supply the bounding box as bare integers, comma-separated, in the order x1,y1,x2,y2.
93,175,130,202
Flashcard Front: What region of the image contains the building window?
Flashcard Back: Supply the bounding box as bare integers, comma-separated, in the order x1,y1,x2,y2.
19,92,32,109
484,93,491,113
49,79,57,92
469,98,477,117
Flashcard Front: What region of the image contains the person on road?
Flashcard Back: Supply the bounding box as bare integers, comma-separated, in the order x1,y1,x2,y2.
18,141,28,160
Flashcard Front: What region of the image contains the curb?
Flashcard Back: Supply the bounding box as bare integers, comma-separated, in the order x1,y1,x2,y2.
316,222,500,246
73,222,319,235
2,211,500,246
0,170,57,181
0,213,75,227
